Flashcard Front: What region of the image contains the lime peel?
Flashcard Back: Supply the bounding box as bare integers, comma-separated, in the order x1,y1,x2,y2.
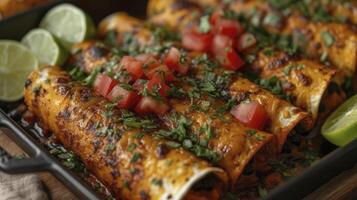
39,4,95,50
0,40,38,101
322,94,357,146
22,28,68,66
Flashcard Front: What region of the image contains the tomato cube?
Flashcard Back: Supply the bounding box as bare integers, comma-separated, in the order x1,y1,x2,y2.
93,74,118,97
182,30,213,52
214,19,244,38
120,56,144,81
107,85,140,109
230,102,268,130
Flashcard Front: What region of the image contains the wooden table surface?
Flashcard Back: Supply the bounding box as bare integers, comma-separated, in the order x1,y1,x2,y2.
1,129,357,200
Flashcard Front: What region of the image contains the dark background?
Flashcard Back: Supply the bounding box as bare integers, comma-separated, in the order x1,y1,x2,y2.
0,0,148,39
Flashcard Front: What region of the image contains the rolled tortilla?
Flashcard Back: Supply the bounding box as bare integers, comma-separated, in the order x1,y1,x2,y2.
24,66,228,200
251,51,337,127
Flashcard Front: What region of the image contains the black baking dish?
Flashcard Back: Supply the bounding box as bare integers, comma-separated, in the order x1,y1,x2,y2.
1,1,357,200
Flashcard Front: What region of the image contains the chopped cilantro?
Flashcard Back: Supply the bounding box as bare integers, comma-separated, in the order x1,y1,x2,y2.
132,132,145,139
200,122,214,140
179,50,188,64
183,139,193,148
245,129,257,136
167,84,186,99
262,48,275,56
192,54,217,69
258,76,291,101
214,98,238,118
50,147,85,173
151,178,163,186
141,82,164,101
320,51,329,62
263,12,282,27
130,152,142,163
69,66,87,81
120,83,134,91
156,114,220,162
150,25,180,43
165,141,181,148
321,31,335,47
127,143,138,152
199,15,211,33
84,67,100,86
121,111,158,131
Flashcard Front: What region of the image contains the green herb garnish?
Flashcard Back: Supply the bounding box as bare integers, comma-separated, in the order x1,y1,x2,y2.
130,152,142,163
199,15,211,33
321,31,335,47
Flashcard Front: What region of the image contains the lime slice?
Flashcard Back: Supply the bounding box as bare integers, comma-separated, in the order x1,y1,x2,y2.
21,28,67,66
0,40,38,101
322,94,357,146
39,4,95,50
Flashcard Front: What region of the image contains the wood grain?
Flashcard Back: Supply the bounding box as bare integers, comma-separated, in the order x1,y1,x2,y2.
0,128,357,200
0,128,78,200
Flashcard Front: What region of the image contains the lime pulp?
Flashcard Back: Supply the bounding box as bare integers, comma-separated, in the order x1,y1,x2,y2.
22,28,67,66
322,94,357,146
0,40,38,101
39,4,95,50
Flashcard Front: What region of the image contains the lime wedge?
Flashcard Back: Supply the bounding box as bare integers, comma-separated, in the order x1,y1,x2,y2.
39,4,95,50
322,94,357,146
21,28,67,66
0,40,38,101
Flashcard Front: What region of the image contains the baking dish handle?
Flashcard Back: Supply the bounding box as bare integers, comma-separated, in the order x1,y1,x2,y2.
0,145,49,174
0,110,51,174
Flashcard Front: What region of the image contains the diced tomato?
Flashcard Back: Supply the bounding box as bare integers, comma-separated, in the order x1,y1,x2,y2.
136,53,160,69
236,33,257,51
164,47,180,71
120,56,135,67
176,63,189,75
93,74,118,97
145,65,174,82
120,56,144,80
107,85,140,109
182,30,213,52
214,19,244,38
210,11,221,25
135,96,170,115
211,34,234,56
216,48,244,71
136,54,161,76
230,102,268,130
147,77,170,97
212,34,244,70
164,47,190,75
135,54,154,62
